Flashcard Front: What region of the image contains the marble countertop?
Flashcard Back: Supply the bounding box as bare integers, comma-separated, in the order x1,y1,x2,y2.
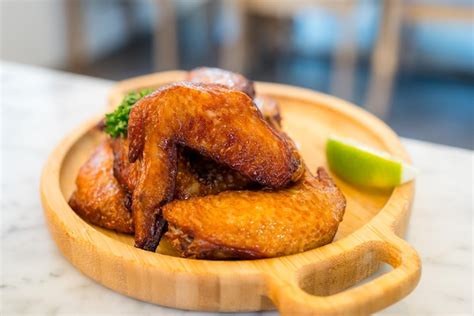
1,62,472,315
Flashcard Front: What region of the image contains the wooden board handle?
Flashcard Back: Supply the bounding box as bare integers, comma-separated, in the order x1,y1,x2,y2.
266,234,421,316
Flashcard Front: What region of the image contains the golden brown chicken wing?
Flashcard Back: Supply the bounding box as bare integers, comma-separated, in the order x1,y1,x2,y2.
70,138,253,235
111,97,282,200
187,67,281,128
111,137,139,194
186,67,255,98
111,68,281,199
128,83,304,250
75,70,282,236
163,168,346,259
69,141,134,234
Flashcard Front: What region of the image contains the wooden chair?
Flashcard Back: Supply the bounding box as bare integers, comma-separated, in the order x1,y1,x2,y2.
217,0,359,100
64,0,181,72
366,1,473,118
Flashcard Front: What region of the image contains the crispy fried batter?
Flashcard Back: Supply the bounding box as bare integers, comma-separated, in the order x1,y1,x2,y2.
69,141,134,234
128,83,304,250
163,168,346,259
186,67,255,98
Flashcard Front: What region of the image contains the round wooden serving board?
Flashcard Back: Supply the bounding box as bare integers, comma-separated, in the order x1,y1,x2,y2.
41,71,421,315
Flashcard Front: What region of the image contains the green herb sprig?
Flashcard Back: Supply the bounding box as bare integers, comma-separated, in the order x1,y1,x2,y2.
104,89,153,138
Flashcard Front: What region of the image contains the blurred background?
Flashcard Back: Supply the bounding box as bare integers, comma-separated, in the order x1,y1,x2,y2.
1,0,473,149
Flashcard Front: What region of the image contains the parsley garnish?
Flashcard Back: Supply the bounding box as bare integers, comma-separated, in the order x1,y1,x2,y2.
104,89,153,138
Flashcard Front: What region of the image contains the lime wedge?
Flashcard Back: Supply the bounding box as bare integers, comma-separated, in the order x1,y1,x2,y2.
326,135,417,189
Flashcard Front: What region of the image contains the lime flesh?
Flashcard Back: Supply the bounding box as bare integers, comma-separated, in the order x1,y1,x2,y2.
326,136,416,189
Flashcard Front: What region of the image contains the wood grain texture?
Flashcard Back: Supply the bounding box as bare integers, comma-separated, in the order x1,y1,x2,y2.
40,71,421,315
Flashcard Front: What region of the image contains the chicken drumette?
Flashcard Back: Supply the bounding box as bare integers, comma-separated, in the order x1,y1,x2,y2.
69,141,134,234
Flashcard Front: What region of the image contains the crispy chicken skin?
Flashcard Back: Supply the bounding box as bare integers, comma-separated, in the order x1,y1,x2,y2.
69,69,345,259
186,67,255,98
163,168,346,259
174,148,256,199
111,137,139,193
73,138,252,236
128,83,304,250
111,138,254,200
111,67,280,199
77,70,282,237
69,141,134,234
186,67,280,128
111,96,281,199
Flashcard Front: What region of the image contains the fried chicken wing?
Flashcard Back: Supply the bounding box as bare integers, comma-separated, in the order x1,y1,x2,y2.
111,137,255,200
69,141,134,234
187,67,281,128
70,137,253,235
163,168,346,259
111,137,138,193
128,83,304,250
186,67,255,98
111,96,281,200
106,95,285,234
111,68,281,199
69,68,345,259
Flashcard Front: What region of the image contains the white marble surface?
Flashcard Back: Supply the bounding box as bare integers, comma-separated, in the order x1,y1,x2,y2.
1,62,472,315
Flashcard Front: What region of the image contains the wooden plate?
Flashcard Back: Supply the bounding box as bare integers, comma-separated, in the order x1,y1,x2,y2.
41,71,421,315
